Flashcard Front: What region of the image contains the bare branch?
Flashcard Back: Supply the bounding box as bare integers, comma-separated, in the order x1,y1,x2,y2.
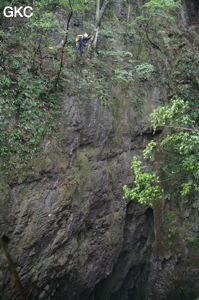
54,1,73,88
98,0,109,23
163,125,199,133
93,0,109,49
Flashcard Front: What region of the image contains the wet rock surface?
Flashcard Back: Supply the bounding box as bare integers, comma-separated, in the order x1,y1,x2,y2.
0,92,156,299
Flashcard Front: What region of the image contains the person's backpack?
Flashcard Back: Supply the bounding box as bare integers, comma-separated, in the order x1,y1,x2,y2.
75,35,83,42
75,35,83,48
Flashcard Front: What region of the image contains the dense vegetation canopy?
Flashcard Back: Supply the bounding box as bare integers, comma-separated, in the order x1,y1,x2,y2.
122,0,199,206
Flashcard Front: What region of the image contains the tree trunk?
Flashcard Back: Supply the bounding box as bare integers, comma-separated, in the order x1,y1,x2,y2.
127,1,131,22
93,0,109,49
0,238,26,300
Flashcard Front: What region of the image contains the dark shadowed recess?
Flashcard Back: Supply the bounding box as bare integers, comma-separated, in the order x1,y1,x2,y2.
185,0,199,25
85,207,154,300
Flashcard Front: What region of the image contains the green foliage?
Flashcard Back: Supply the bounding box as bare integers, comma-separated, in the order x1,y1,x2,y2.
135,63,155,80
142,0,181,19
114,69,134,83
143,140,157,159
123,157,163,206
167,210,174,221
151,98,199,197
99,50,133,59
0,9,58,177
0,0,30,10
0,41,61,176
78,68,111,106
181,181,194,196
31,0,87,10
124,96,199,206
134,0,181,32
167,226,177,246
186,236,199,249
0,0,89,179
151,99,195,131
130,0,182,62
121,0,196,207
170,46,199,101
99,50,136,85
100,25,115,39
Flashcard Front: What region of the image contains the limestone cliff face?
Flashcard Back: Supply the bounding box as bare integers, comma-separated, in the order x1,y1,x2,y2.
0,79,162,299
0,1,199,299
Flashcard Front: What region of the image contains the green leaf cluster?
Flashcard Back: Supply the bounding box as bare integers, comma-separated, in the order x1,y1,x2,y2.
114,69,134,83
0,47,60,176
135,63,155,80
142,0,181,20
0,18,61,178
124,97,199,206
123,157,163,206
151,98,199,197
